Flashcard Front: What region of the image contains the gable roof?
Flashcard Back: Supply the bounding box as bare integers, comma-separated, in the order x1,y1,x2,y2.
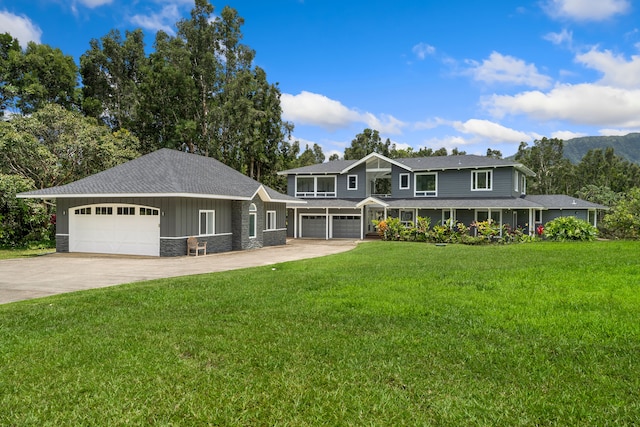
278,153,535,176
18,148,302,203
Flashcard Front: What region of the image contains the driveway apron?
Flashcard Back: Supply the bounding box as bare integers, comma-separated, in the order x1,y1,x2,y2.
0,239,358,304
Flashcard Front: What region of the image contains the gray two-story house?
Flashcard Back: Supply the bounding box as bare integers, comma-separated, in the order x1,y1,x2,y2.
278,152,605,239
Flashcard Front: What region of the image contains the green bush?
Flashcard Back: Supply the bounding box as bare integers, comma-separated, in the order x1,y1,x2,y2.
543,216,597,241
601,187,640,240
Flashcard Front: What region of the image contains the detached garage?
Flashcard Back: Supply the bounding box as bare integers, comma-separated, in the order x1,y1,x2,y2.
18,149,303,256
69,204,160,256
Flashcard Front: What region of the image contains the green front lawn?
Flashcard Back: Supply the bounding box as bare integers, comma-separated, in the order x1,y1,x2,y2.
1,241,639,425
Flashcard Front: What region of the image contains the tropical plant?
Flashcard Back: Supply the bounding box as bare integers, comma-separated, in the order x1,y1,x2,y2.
543,216,597,241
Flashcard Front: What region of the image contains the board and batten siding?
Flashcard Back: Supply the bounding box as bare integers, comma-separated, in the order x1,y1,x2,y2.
55,197,233,238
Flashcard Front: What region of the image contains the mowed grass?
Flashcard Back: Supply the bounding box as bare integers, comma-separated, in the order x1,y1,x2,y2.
1,241,639,425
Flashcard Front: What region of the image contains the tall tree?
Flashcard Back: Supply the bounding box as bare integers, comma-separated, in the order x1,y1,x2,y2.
0,104,139,189
3,41,78,114
344,128,390,160
0,33,21,117
516,137,573,194
80,29,147,131
296,143,325,167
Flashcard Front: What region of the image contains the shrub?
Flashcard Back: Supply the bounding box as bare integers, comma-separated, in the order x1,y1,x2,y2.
601,187,640,240
543,216,597,241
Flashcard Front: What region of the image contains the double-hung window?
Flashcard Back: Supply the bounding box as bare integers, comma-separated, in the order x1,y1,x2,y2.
266,210,277,230
471,170,492,191
199,210,215,236
414,173,437,197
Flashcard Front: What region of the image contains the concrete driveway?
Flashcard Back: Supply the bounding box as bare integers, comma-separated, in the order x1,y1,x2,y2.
0,239,358,304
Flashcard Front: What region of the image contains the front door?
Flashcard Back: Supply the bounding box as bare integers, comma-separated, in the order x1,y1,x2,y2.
366,207,385,234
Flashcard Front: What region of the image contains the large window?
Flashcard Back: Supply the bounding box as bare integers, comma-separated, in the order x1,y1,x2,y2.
414,173,437,197
296,176,336,197
249,203,257,238
471,170,492,191
266,210,277,230
199,210,215,236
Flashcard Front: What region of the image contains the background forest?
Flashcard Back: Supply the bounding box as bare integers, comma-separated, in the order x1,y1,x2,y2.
1,0,639,247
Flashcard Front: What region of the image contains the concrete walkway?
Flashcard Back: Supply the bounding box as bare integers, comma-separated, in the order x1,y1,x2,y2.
0,239,359,304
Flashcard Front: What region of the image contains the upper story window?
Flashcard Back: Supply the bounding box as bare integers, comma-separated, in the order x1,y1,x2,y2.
514,170,519,192
414,173,437,197
347,175,358,190
399,173,410,190
295,176,336,198
471,170,493,191
521,174,527,194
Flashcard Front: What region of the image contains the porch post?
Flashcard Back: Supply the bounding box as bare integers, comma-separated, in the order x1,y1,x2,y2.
360,206,364,240
294,207,298,238
325,207,329,240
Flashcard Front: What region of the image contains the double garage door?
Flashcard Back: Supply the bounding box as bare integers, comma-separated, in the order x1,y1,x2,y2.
300,215,361,239
69,204,160,256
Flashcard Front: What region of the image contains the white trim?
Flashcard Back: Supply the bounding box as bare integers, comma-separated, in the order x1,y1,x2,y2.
198,210,216,236
347,174,358,191
414,172,438,197
295,175,337,198
160,233,232,240
356,196,389,208
263,228,287,233
471,169,493,191
266,210,277,230
399,173,410,190
55,233,70,237
340,152,411,174
18,190,306,204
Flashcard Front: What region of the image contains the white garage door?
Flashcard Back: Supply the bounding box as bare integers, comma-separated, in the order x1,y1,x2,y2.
69,204,160,256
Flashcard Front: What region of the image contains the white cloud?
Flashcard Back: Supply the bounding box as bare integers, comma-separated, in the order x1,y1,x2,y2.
76,0,113,7
467,52,552,89
129,4,181,35
422,136,473,152
598,128,640,136
281,91,406,134
414,117,448,130
453,119,533,143
485,83,640,128
0,11,42,48
575,48,640,89
412,42,435,60
552,130,587,140
544,0,630,21
543,29,573,47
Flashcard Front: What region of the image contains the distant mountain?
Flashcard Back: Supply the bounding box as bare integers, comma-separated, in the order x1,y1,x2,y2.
563,133,640,164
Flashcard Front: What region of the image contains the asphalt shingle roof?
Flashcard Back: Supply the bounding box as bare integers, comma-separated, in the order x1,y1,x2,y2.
278,154,534,176
19,148,298,202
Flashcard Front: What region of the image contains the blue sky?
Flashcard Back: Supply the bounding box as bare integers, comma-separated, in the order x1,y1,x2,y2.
2,0,640,158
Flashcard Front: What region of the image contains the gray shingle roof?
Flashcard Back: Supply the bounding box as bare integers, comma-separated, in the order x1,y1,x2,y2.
523,195,608,210
278,153,534,176
287,196,607,210
18,148,299,203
